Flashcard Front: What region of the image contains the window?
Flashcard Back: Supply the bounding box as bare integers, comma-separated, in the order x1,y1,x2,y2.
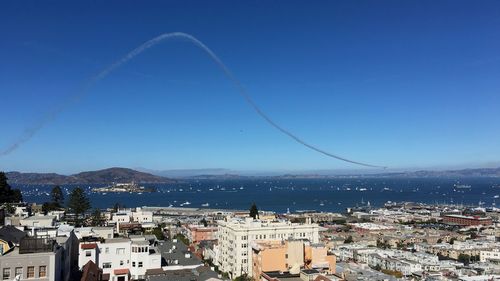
27,267,34,278
138,262,143,268
15,268,22,278
103,263,112,269
2,268,10,280
120,260,124,266
105,247,109,253
86,251,91,257
39,266,46,278
116,248,125,254
132,262,136,267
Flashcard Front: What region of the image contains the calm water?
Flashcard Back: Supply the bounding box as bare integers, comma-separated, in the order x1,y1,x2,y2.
15,178,500,213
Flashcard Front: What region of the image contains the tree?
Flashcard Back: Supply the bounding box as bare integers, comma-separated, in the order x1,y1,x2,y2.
90,208,105,226
10,189,23,203
234,274,252,281
174,234,189,245
437,238,443,244
67,187,91,226
50,186,64,207
200,218,208,227
449,237,457,245
3,203,15,214
381,269,403,278
249,203,259,219
42,202,55,215
0,172,11,203
458,253,470,265
0,172,23,204
344,235,354,244
112,202,125,212
152,227,165,240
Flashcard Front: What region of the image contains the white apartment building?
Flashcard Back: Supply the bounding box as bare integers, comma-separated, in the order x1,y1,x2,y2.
130,237,161,279
132,208,153,224
480,249,500,263
79,237,161,281
112,213,131,224
216,217,319,278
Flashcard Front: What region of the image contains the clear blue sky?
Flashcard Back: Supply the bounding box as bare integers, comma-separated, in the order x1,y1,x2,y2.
1,1,499,174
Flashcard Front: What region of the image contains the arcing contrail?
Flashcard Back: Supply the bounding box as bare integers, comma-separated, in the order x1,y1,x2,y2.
1,32,386,168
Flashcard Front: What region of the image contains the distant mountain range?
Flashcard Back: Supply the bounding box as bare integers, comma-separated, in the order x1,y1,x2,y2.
4,166,499,185
167,167,500,179
6,167,175,185
135,168,237,178
366,167,500,178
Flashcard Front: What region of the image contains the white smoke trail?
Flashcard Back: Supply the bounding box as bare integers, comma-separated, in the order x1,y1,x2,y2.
1,32,386,168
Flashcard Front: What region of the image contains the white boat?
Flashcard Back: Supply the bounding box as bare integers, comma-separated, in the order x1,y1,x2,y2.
494,195,499,199
201,203,210,207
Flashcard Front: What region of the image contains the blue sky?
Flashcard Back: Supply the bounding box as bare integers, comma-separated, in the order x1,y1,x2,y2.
1,1,499,174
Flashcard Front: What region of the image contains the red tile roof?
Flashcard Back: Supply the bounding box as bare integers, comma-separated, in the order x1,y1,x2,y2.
114,269,129,275
81,243,97,250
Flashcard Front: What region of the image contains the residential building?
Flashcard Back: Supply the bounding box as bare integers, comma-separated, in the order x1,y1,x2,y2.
79,236,162,281
0,237,65,281
131,208,153,224
186,225,217,244
480,249,500,263
216,217,319,278
20,215,56,228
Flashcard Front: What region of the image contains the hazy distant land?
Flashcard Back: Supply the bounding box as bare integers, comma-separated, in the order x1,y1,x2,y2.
5,166,500,185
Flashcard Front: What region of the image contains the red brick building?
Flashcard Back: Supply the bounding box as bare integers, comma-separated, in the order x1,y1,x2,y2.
442,214,492,226
186,225,217,244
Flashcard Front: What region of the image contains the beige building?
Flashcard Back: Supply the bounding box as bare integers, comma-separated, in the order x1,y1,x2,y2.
252,240,335,280
304,243,336,271
216,217,319,278
252,240,304,278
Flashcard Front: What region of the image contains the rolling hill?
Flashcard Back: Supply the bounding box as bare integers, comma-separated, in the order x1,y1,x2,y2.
6,167,175,185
